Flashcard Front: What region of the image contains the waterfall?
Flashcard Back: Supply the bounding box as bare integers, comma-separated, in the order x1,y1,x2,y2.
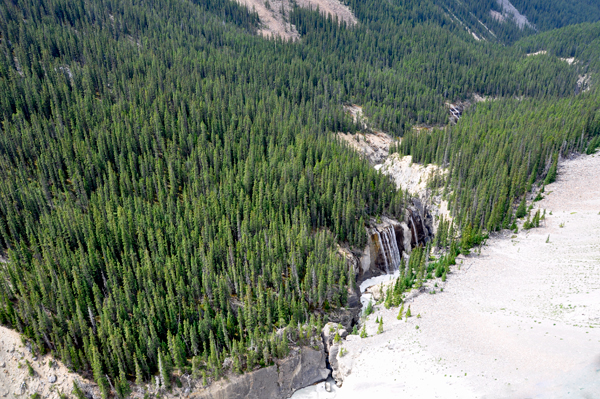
410,215,419,246
375,231,389,273
401,222,412,254
380,229,391,274
388,226,402,270
377,225,402,273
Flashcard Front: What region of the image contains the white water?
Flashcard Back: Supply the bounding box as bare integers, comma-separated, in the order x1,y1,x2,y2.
375,225,402,274
409,215,419,246
375,231,389,273
359,270,400,315
387,226,402,270
359,225,404,313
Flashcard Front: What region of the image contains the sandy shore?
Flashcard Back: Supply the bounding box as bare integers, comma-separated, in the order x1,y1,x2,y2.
294,153,600,399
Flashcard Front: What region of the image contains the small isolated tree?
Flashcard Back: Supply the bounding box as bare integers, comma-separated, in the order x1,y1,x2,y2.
365,300,373,316
384,286,393,309
201,370,208,387
397,303,404,320
360,323,367,338
352,325,358,335
333,331,341,344
191,356,201,379
91,346,109,399
26,360,34,377
377,318,383,334
406,305,412,318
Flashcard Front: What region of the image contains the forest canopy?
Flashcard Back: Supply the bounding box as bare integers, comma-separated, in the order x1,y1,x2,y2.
0,0,599,396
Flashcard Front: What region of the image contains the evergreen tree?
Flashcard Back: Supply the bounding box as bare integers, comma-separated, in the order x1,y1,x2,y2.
377,318,384,334
359,324,367,338
158,350,171,390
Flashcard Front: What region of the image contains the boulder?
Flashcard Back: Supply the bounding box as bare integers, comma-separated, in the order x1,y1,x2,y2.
49,375,57,384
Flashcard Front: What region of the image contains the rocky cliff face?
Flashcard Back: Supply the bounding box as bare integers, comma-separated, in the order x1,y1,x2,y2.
320,323,349,386
190,344,329,399
378,153,451,235
355,205,434,282
338,131,394,165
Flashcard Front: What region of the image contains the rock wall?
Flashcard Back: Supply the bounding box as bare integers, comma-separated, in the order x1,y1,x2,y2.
378,153,451,236
320,323,349,386
357,206,434,281
190,345,329,399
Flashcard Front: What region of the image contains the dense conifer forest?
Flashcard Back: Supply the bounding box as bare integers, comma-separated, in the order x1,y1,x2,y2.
0,0,599,396
396,22,600,240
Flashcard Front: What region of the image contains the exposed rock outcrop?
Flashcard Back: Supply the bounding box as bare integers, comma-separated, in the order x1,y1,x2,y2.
495,0,533,30
321,323,352,387
338,105,398,165
234,0,356,40
191,345,329,399
379,153,451,235
356,209,434,282
338,131,394,165
378,154,445,199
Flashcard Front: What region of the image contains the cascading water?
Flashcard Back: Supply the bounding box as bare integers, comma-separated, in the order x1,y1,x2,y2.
388,226,402,270
375,231,389,273
376,225,402,273
401,222,412,255
380,230,391,274
361,224,403,316
410,215,419,246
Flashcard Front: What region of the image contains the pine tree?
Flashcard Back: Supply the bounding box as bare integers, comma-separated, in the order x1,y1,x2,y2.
365,300,373,316
91,346,109,399
158,350,171,390
359,324,367,338
384,286,393,309
135,359,143,385
397,304,404,320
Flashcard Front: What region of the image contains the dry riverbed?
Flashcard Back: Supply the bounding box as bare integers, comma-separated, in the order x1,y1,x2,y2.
295,153,600,398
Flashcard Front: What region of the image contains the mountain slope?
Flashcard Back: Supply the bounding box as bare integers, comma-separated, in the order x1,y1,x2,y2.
0,0,599,397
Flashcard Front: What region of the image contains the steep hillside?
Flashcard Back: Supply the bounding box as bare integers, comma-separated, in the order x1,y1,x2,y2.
437,0,600,43
0,0,599,398
234,0,357,40
510,0,600,30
